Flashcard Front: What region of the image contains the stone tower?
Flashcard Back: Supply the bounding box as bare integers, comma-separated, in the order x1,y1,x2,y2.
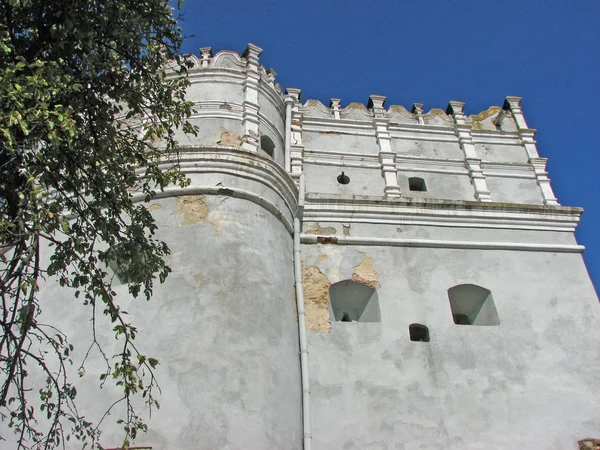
32,44,600,449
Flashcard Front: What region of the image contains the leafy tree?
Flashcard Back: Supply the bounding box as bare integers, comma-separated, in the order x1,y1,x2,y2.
0,0,196,447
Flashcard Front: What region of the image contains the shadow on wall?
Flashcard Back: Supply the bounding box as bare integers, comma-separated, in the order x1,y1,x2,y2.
260,135,275,158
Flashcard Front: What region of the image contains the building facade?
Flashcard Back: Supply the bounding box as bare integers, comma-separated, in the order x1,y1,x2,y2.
35,44,600,449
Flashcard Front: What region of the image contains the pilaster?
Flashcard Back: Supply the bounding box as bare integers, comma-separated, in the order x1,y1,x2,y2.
240,44,262,152
411,103,425,125
287,88,304,174
330,98,341,120
503,96,557,205
503,96,540,159
370,95,401,197
530,157,559,206
503,96,529,130
447,101,492,202
200,47,212,68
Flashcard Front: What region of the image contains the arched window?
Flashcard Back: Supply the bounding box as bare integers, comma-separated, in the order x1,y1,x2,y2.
447,284,500,326
329,280,380,323
260,135,275,158
409,177,427,192
409,323,430,342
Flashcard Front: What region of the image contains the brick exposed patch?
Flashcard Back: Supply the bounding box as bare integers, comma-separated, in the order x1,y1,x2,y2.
351,252,381,289
579,439,600,450
171,195,209,226
217,131,242,147
306,223,337,235
301,262,331,333
146,203,162,212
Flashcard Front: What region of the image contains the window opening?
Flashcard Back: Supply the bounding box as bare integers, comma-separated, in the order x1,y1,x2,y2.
452,314,470,325
260,135,275,158
447,284,500,326
337,171,350,185
409,323,430,342
329,280,380,323
409,177,426,192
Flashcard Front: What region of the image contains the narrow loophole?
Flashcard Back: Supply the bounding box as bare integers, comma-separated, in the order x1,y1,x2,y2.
337,171,350,184
341,312,352,322
409,323,430,342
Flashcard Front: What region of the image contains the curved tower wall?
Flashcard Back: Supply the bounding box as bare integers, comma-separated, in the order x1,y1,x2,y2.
173,44,286,167
25,45,302,450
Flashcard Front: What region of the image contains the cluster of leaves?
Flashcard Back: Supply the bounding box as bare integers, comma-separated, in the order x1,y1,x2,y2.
0,0,196,448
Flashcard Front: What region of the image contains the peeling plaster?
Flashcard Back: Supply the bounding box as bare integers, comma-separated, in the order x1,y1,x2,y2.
316,254,328,263
301,262,331,333
146,203,162,212
172,195,209,226
207,210,226,236
317,236,338,244
194,273,206,286
217,131,242,147
306,223,337,235
343,224,350,236
351,252,381,289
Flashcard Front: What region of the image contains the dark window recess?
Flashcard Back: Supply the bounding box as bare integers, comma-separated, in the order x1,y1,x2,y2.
409,323,430,342
260,135,275,158
453,313,471,325
341,312,352,322
337,171,350,185
409,177,426,192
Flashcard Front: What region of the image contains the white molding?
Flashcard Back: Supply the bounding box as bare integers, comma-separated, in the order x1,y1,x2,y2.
301,120,376,135
189,111,243,121
257,82,286,117
304,148,379,161
303,194,581,232
471,134,523,145
257,110,285,143
192,100,244,112
397,167,469,176
151,148,298,215
303,159,380,169
132,186,294,236
482,162,536,179
390,130,458,141
300,234,584,253
303,210,578,232
188,71,246,83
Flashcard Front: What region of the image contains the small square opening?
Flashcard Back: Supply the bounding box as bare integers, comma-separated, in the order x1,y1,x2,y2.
409,323,430,342
409,177,426,192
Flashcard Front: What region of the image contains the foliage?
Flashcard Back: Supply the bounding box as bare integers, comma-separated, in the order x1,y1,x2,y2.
0,0,195,447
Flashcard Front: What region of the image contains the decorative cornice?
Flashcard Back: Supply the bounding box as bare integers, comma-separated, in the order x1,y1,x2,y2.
303,193,581,232
149,147,298,218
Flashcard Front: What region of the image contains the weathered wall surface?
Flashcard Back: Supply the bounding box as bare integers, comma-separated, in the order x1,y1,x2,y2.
9,44,598,450
18,146,302,450
302,242,600,450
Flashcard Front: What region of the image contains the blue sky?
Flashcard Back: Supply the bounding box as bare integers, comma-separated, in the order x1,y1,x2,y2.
178,0,600,291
